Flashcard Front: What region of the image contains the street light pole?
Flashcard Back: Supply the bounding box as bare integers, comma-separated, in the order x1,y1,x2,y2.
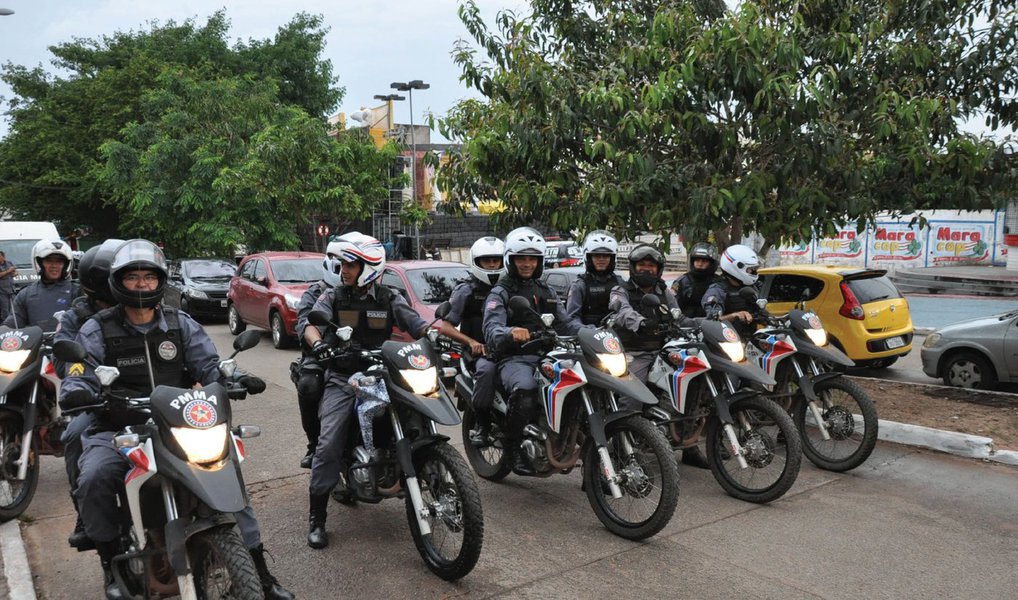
0,8,15,15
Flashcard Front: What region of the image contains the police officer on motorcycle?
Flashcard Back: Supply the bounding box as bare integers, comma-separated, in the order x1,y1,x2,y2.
292,239,345,470
482,227,582,475
54,238,122,552
671,242,719,318
3,239,78,331
702,244,763,339
303,232,430,550
435,236,505,447
59,239,293,600
565,230,625,326
609,244,710,469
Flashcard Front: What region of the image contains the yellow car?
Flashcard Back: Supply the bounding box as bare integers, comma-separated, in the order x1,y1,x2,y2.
758,265,914,368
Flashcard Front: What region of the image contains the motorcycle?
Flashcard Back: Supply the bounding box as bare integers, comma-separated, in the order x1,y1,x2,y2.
306,304,483,581
0,325,68,522
52,330,268,599
743,289,879,472
458,296,679,541
637,295,803,504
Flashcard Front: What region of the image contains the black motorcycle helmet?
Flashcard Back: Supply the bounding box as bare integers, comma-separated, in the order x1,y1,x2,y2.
688,242,719,275
78,239,124,305
108,239,169,309
628,244,665,288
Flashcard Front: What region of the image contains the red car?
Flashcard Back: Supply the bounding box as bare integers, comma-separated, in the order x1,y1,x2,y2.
227,251,325,349
380,260,472,341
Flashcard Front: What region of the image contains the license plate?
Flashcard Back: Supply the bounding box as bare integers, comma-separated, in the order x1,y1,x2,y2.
220,300,228,308
886,336,904,349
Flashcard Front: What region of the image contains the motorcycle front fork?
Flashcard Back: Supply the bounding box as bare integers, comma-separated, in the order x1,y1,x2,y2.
792,359,832,441
14,381,41,481
161,480,199,600
393,410,432,536
708,376,751,470
584,390,624,499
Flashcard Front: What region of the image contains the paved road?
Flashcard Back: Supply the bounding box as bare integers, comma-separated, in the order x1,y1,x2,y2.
13,323,1018,599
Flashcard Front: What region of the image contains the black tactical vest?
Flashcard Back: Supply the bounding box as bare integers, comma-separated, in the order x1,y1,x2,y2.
332,285,395,372
614,280,670,351
677,273,714,318
96,306,191,399
458,280,491,342
578,272,623,326
495,277,558,356
719,279,758,338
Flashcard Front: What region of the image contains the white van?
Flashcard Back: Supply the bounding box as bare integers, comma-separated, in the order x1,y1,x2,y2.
0,221,62,290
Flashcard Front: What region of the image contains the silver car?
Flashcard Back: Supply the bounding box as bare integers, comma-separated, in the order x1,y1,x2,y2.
920,309,1018,388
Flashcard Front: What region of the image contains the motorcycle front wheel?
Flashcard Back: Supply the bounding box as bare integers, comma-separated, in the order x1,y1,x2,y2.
0,411,39,522
188,525,263,599
795,377,878,472
406,442,484,581
706,395,802,504
582,416,680,541
461,407,512,481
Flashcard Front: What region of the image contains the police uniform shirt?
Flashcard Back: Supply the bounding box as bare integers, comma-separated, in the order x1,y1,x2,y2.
482,279,582,354
53,296,100,378
443,280,474,328
296,280,331,342
310,284,430,341
608,282,693,333
2,279,79,331
60,307,220,400
564,273,624,325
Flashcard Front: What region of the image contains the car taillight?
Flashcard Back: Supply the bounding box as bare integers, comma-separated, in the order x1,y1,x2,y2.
839,281,865,320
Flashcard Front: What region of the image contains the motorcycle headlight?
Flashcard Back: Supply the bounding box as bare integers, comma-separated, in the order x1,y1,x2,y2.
0,349,31,373
718,341,745,363
187,288,210,300
284,293,300,309
400,367,438,395
171,423,228,464
597,352,628,377
805,327,828,347
923,333,941,348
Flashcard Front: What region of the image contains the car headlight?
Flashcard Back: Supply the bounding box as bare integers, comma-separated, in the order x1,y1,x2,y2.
187,288,210,300
718,341,745,363
597,352,628,377
923,333,941,348
0,349,31,373
805,327,828,347
285,294,300,309
171,423,228,464
400,367,438,395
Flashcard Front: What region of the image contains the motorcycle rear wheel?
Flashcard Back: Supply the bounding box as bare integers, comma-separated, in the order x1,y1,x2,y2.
461,407,512,481
582,416,679,541
795,377,878,472
706,395,802,504
0,411,39,522
188,525,263,599
406,442,484,581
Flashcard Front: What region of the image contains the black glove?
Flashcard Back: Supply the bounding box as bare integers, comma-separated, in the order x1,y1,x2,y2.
60,388,96,411
311,340,332,361
638,317,658,336
238,375,266,394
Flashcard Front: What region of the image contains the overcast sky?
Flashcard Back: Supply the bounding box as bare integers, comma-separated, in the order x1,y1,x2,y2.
0,0,528,141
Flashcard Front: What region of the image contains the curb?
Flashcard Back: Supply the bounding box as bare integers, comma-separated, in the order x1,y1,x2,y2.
877,418,1018,465
0,520,36,600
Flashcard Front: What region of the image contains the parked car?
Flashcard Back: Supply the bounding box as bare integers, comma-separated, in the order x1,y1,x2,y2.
164,258,236,319
758,265,914,368
227,251,325,349
921,310,1018,389
380,260,472,341
545,240,584,269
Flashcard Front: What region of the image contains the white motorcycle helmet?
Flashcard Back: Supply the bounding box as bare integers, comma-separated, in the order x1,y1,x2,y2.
32,239,74,279
720,244,761,286
322,239,344,288
331,232,385,288
582,230,618,274
504,227,547,279
468,236,505,285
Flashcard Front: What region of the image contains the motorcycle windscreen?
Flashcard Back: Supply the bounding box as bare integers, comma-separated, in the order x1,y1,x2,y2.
0,326,44,396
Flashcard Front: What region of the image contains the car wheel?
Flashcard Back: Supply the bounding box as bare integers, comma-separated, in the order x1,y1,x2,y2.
271,312,292,349
942,352,997,389
227,304,246,335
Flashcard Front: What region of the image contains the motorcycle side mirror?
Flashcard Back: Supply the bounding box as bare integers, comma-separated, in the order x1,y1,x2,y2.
309,310,336,328
738,287,759,302
434,301,452,320
53,339,88,363
508,296,535,316
640,294,661,309
232,330,261,353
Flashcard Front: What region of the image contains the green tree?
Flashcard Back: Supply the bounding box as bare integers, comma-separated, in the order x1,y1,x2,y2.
0,11,343,243
439,0,1017,249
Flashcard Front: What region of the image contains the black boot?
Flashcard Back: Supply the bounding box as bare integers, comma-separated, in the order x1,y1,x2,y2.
681,446,711,469
307,493,329,549
95,540,129,600
505,391,535,476
467,409,492,448
250,544,295,600
67,497,95,551
299,449,314,469
330,472,357,506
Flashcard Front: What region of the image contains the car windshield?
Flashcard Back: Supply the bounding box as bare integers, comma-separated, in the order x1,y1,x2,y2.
271,259,322,283
4,240,39,268
846,275,902,303
183,260,235,280
405,267,472,304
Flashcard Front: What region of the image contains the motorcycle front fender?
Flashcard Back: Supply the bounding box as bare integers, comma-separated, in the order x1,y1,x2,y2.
387,377,462,426
795,337,855,367
581,359,658,405
703,350,777,386
712,389,760,425
153,436,248,514
163,512,237,576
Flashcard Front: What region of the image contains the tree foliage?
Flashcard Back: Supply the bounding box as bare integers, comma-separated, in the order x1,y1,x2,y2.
0,11,390,256
439,0,1018,248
